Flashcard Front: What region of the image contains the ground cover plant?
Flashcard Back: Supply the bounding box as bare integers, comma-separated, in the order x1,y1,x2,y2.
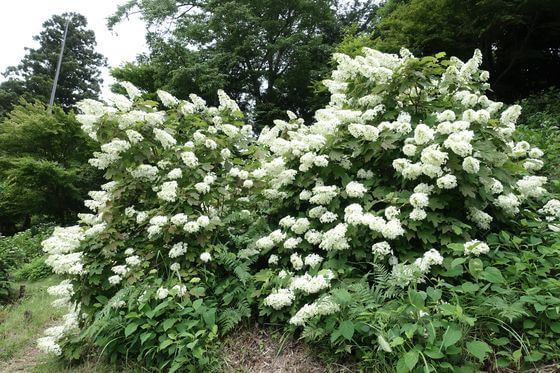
38,48,560,372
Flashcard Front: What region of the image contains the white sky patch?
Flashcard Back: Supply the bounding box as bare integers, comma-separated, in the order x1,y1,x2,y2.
0,0,147,98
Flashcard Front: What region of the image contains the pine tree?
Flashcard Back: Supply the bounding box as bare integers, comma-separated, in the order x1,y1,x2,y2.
0,12,106,116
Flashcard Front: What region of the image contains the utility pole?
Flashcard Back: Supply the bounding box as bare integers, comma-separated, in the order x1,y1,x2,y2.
48,17,70,113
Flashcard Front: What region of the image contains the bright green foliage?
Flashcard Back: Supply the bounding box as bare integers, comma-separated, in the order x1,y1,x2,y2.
0,13,106,116
299,221,560,371
371,0,560,101
109,0,346,130
0,101,100,230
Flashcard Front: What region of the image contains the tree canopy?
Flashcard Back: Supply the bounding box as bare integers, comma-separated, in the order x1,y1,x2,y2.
109,0,377,129
370,0,560,101
0,101,100,232
0,12,106,116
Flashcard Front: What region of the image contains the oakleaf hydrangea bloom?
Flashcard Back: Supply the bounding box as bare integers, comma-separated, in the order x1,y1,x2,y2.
200,252,212,262
346,181,367,198
539,199,560,221
463,240,490,256
372,241,392,256
264,289,295,309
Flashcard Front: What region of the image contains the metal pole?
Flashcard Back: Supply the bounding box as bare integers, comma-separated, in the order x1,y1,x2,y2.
48,17,70,113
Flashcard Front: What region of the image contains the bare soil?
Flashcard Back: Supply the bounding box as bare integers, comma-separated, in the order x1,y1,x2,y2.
222,324,355,373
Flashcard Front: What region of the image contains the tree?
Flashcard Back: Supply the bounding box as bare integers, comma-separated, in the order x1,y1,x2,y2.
0,13,106,115
0,101,101,232
109,0,353,129
370,0,560,101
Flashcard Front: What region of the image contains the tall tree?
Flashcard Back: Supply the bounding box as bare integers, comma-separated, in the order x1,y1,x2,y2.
0,12,106,115
0,101,101,232
371,0,560,101
109,0,356,129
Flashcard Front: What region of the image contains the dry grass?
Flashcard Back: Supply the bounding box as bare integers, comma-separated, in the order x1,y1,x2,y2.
221,324,356,373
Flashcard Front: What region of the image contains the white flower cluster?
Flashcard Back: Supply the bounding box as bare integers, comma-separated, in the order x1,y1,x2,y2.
463,240,490,256
263,288,295,309
46,47,557,353
391,249,444,287
42,226,84,275
539,199,560,221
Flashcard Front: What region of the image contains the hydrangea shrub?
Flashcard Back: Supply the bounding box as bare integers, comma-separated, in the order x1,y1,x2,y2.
39,49,560,370
38,87,265,370
252,48,555,324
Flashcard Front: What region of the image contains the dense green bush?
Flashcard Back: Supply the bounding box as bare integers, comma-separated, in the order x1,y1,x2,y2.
13,256,52,282
515,88,560,185
39,49,560,372
0,224,54,300
518,88,560,129
0,101,101,231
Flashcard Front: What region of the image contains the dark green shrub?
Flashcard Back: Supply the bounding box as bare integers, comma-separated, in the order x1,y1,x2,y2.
0,224,55,301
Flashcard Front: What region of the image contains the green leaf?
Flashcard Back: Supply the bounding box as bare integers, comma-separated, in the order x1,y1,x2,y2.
512,348,522,362
159,339,174,350
427,287,442,301
525,350,544,362
162,318,177,331
408,289,425,309
442,325,462,349
125,323,138,337
466,340,492,362
203,309,216,326
140,332,154,345
468,258,484,277
396,357,408,373
404,350,419,370
480,267,505,284
192,299,203,311
461,282,479,293
390,336,405,347
254,269,272,282
339,320,354,340
189,286,206,297
424,348,444,359
450,257,467,268
550,322,560,333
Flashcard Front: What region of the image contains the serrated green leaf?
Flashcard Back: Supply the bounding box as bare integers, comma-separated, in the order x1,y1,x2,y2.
339,320,354,340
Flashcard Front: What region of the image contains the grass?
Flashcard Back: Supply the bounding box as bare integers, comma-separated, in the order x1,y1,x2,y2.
0,276,64,362
0,276,121,372
32,357,119,373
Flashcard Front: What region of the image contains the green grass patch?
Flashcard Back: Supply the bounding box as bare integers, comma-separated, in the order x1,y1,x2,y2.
0,277,64,361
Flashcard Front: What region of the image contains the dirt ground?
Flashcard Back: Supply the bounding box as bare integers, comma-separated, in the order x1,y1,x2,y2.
222,325,355,373
0,342,44,373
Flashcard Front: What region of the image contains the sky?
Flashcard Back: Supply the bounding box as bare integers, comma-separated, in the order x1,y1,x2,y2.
0,0,147,97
